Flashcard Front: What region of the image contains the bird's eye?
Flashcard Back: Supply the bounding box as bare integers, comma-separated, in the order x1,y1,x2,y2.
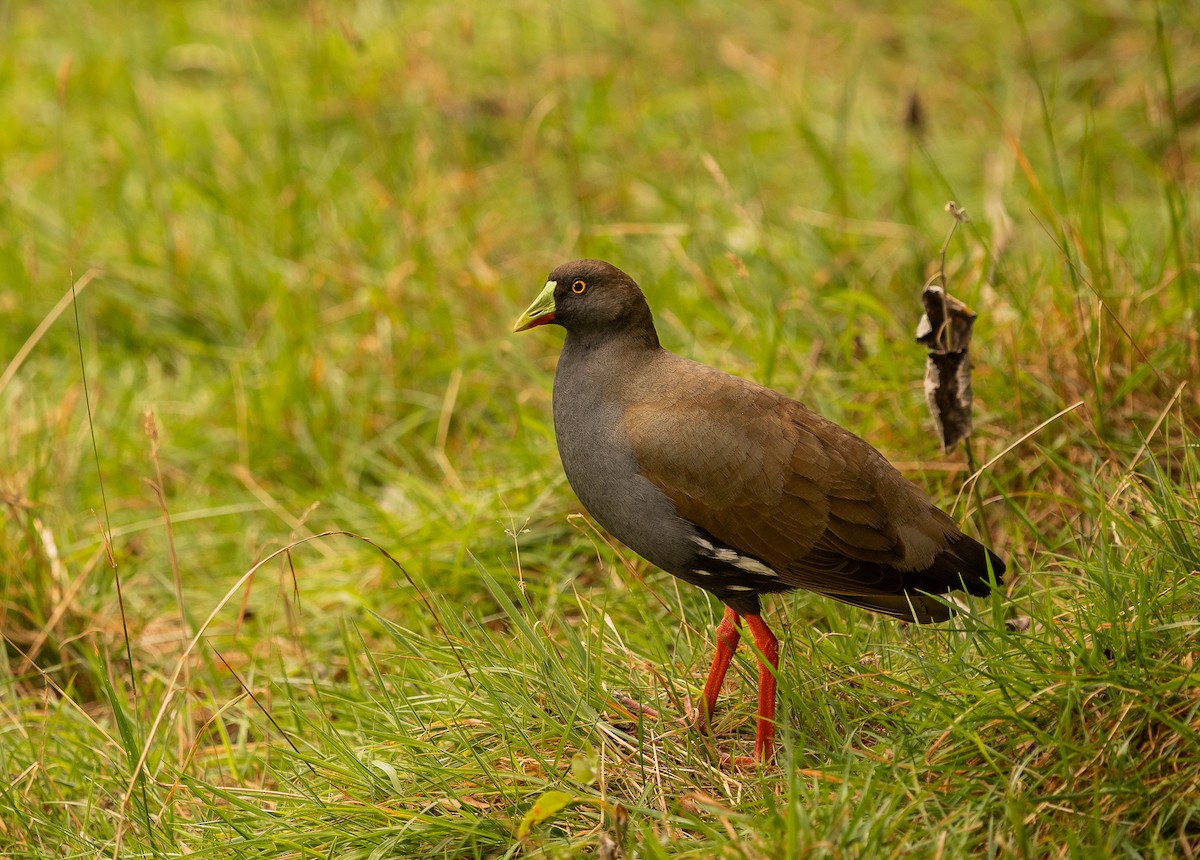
571,279,587,294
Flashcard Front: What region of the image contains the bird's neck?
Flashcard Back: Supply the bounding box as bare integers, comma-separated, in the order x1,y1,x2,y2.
561,323,660,359
557,327,662,397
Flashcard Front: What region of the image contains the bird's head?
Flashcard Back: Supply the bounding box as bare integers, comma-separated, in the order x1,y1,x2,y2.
514,259,657,344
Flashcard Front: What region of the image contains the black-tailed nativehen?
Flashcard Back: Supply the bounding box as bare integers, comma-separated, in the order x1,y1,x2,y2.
514,259,1005,762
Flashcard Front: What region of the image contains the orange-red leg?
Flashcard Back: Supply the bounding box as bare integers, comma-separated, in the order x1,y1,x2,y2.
698,608,780,763
744,614,779,762
698,606,741,732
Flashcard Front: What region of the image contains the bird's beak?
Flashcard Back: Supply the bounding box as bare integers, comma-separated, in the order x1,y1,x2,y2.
514,281,557,332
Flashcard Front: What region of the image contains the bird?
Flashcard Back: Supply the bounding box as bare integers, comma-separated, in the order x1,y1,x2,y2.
514,259,1006,762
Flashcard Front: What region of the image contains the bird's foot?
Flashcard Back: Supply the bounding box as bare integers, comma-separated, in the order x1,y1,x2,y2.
609,692,660,721
719,752,761,770
682,694,714,734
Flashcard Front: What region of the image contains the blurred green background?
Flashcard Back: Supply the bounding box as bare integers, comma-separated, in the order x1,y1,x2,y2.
1,1,1197,857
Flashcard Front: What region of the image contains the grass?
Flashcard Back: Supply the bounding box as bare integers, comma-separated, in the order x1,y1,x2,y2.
1,0,1198,856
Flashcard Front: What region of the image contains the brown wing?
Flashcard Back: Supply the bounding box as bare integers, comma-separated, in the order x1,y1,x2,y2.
624,354,969,610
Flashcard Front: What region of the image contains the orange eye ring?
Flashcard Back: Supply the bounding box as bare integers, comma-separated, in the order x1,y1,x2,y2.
571,279,587,294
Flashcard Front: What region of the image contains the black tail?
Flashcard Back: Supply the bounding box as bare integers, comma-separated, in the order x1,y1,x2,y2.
943,532,1006,597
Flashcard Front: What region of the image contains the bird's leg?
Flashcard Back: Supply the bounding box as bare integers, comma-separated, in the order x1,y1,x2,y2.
697,606,742,733
743,614,779,762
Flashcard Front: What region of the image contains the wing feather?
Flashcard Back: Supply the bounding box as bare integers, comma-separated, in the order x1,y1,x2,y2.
624,354,970,606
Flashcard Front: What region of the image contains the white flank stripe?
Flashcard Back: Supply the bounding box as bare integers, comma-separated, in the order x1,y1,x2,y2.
734,556,777,577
